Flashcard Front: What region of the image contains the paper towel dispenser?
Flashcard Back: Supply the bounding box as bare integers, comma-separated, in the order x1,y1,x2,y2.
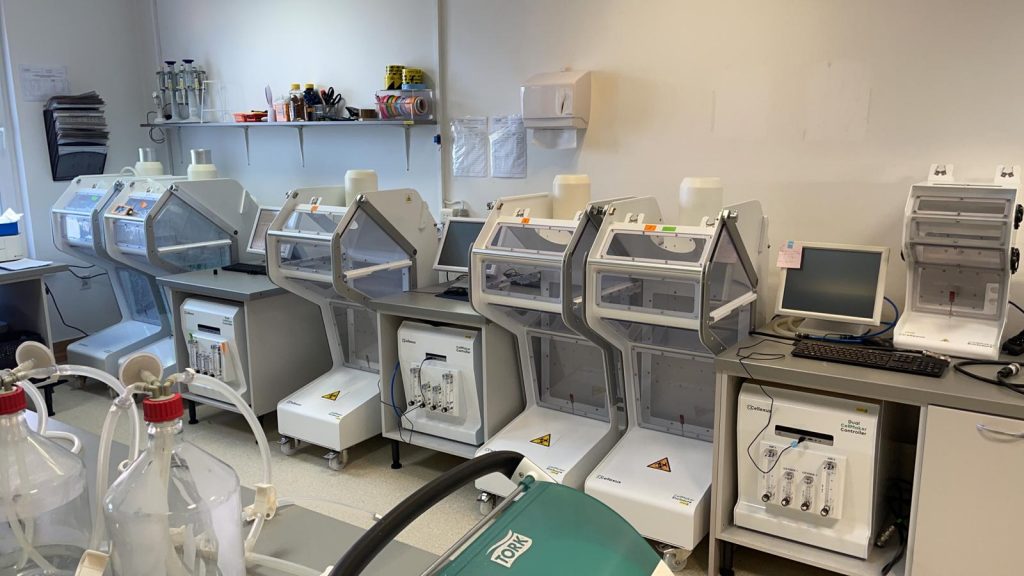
521,70,591,130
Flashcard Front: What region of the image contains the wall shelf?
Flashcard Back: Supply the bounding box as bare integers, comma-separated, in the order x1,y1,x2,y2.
141,119,438,169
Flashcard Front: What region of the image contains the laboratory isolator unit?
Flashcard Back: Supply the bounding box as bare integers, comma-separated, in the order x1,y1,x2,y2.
269,188,437,469
470,193,646,497
51,174,183,374
894,165,1022,360
734,384,885,559
583,202,763,556
102,178,258,375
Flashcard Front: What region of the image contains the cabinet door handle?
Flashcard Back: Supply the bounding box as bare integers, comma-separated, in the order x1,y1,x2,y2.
976,423,1024,439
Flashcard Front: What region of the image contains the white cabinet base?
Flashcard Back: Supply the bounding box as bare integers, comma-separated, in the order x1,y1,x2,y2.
910,405,1024,576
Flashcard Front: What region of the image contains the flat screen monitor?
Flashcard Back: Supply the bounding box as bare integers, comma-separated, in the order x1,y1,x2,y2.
776,243,889,326
247,207,280,256
434,217,486,274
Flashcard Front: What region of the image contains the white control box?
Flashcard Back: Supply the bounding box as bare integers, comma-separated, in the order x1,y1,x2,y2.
181,299,247,401
397,321,483,445
734,383,883,559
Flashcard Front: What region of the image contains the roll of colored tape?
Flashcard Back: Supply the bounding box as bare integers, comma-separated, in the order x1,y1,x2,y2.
402,67,424,85
385,65,405,90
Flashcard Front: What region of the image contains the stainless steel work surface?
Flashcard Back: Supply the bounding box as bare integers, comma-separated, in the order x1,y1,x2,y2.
0,262,69,283
157,268,286,301
373,284,484,326
28,413,437,575
717,337,1024,420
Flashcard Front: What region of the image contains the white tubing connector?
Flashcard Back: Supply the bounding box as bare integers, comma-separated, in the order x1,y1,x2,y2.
243,483,279,522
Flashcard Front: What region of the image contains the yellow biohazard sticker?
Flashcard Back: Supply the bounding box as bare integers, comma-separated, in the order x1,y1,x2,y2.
647,457,672,473
530,433,551,447
321,390,340,401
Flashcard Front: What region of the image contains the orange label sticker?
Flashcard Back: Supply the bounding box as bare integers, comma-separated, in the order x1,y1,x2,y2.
644,224,657,231
521,217,531,224
530,433,551,447
140,201,149,209
310,205,320,213
647,457,672,473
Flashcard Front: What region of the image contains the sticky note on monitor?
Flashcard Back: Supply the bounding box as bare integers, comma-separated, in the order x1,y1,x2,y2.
777,240,803,269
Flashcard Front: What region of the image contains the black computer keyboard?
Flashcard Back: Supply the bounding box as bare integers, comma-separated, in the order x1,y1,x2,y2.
222,262,267,275
791,340,948,377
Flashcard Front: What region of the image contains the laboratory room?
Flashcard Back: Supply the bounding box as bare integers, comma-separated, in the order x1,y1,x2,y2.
2,1,1024,576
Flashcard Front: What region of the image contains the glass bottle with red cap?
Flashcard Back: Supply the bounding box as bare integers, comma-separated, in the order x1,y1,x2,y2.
102,385,245,575
0,382,90,574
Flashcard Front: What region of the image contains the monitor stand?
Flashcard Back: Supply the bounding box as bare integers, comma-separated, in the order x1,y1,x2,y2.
798,318,873,338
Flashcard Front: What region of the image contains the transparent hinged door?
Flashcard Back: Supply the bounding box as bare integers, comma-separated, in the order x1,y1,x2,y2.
603,230,710,264
59,190,105,249
276,209,345,278
480,258,564,305
636,347,715,441
487,221,575,254
112,193,161,255
333,302,379,372
337,210,412,299
116,268,162,325
596,271,701,321
152,195,232,271
59,213,95,249
518,308,609,419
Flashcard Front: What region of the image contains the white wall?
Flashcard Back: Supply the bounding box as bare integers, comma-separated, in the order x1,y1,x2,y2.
2,0,155,339
442,0,1024,327
148,0,442,212
13,0,1024,342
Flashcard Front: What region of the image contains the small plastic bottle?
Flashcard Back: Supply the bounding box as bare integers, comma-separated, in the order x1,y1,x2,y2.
288,83,305,123
0,384,91,574
302,83,317,121
103,391,245,576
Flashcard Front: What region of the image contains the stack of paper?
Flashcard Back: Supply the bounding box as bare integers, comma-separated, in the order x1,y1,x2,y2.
44,91,108,180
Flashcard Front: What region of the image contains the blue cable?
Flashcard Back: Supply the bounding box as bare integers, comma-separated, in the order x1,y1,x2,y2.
389,361,402,419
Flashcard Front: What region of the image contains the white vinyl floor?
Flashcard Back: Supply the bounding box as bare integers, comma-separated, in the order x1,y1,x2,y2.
51,380,836,575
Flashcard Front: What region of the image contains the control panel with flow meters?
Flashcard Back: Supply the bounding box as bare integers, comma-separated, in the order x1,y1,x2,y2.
396,321,484,445
181,299,247,402
734,383,884,559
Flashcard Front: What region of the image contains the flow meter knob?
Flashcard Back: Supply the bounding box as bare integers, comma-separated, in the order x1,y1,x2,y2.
780,497,791,507
761,493,772,503
800,501,811,512
820,506,831,518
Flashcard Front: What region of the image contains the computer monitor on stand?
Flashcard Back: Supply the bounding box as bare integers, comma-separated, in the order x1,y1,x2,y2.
434,217,485,289
246,206,281,260
776,243,889,337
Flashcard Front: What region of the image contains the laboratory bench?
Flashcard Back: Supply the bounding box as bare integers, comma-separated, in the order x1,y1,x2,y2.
373,282,523,462
27,412,437,575
709,336,1024,576
157,268,331,423
0,262,69,354
1,263,70,415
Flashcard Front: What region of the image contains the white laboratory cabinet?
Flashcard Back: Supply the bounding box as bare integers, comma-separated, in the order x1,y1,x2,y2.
909,405,1024,576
